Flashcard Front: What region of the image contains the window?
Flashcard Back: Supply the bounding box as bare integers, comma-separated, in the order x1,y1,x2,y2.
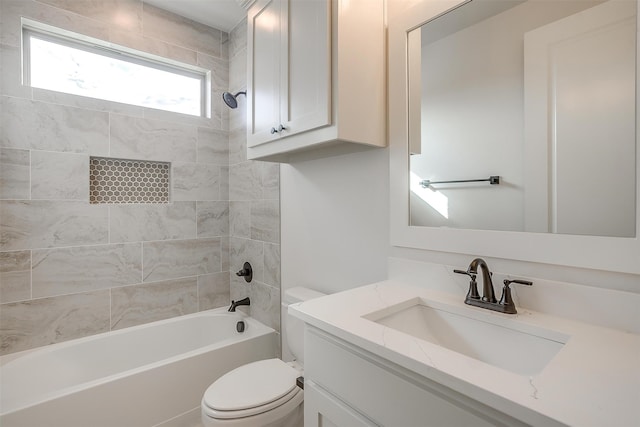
23,25,208,117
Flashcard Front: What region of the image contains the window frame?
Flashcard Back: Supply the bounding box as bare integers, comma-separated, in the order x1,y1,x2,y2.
22,20,210,118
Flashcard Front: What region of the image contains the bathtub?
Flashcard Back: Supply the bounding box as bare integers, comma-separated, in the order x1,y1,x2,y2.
0,308,278,427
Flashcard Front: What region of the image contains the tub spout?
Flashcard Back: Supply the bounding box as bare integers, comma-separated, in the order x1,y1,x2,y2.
228,297,250,312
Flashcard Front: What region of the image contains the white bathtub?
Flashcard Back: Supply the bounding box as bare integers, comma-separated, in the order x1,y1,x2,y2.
0,308,278,427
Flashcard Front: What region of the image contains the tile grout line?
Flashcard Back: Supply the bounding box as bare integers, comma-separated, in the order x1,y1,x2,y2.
141,241,144,286
30,147,33,300
28,148,32,201
18,274,204,304
107,205,111,244
30,249,33,300
108,112,111,156
109,288,112,332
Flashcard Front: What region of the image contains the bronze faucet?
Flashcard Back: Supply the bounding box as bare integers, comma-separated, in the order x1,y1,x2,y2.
228,297,250,312
455,258,532,314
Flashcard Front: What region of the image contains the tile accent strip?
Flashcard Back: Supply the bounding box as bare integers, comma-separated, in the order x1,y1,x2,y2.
89,157,170,204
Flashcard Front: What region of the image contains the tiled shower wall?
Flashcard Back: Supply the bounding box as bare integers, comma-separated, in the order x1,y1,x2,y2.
0,0,242,356
228,19,281,335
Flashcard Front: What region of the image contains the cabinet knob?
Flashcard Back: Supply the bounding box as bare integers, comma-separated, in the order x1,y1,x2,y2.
271,125,286,134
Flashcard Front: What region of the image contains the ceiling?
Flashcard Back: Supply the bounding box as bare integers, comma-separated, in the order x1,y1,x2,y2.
143,0,246,33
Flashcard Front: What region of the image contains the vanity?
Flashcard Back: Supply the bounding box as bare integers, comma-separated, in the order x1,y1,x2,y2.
290,281,640,426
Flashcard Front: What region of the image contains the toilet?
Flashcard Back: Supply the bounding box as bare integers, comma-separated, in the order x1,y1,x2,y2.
201,287,325,427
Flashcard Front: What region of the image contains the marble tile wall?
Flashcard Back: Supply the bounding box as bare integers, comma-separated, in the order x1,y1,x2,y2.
228,19,282,337
0,0,233,355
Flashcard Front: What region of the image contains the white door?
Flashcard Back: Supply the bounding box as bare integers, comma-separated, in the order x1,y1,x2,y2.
524,0,636,237
247,0,330,149
248,0,282,147
283,0,331,137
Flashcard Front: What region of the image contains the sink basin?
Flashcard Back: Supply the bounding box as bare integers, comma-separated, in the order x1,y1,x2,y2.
364,299,569,376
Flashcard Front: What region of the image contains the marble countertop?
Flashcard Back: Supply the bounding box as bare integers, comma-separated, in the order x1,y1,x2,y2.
290,280,640,427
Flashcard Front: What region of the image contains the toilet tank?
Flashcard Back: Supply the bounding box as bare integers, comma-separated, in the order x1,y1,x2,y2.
282,287,325,365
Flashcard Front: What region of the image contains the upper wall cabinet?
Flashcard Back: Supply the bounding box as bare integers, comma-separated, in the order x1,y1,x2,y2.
247,0,386,162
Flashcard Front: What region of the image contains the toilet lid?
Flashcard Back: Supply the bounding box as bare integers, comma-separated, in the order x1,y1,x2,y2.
203,358,300,412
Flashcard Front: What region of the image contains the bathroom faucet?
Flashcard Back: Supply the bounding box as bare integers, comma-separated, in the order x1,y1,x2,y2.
469,258,496,303
454,258,532,314
454,258,495,303
228,297,250,312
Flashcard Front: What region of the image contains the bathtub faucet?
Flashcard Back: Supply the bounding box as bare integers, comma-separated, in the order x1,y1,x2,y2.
228,297,250,312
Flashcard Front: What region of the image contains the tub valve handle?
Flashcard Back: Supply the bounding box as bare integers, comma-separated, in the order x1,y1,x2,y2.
236,262,253,283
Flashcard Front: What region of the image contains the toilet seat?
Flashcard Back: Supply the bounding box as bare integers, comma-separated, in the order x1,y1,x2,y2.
202,358,302,420
203,386,302,419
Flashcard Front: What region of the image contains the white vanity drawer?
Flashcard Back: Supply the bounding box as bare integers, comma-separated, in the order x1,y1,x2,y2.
304,327,527,427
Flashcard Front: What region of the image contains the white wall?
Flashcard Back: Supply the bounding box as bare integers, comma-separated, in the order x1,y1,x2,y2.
281,148,390,296
280,148,389,361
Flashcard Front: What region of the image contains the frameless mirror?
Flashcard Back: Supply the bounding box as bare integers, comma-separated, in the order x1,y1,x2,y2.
408,0,637,238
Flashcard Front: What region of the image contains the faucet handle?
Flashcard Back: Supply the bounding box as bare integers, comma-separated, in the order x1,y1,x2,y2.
454,269,476,278
235,262,253,283
498,279,533,314
503,279,533,287
454,269,480,300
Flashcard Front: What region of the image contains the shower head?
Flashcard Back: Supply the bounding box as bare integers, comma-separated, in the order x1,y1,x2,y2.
222,91,246,109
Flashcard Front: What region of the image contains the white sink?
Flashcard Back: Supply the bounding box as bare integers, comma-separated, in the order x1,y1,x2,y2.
364,299,569,376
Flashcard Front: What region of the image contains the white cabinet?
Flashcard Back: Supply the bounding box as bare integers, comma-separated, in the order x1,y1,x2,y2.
246,0,385,162
247,0,330,148
304,381,377,427
304,327,531,427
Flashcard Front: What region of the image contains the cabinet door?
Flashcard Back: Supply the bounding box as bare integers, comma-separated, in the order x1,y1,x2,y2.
305,381,378,427
247,0,282,147
306,328,528,427
282,0,331,137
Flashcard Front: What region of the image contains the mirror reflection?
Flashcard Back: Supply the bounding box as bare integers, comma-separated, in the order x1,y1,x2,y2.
409,0,637,237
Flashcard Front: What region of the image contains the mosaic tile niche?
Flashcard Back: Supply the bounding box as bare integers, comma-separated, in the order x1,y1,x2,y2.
90,157,170,204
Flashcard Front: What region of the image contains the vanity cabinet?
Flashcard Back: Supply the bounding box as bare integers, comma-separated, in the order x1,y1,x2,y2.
304,327,528,427
304,381,376,427
246,0,385,162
